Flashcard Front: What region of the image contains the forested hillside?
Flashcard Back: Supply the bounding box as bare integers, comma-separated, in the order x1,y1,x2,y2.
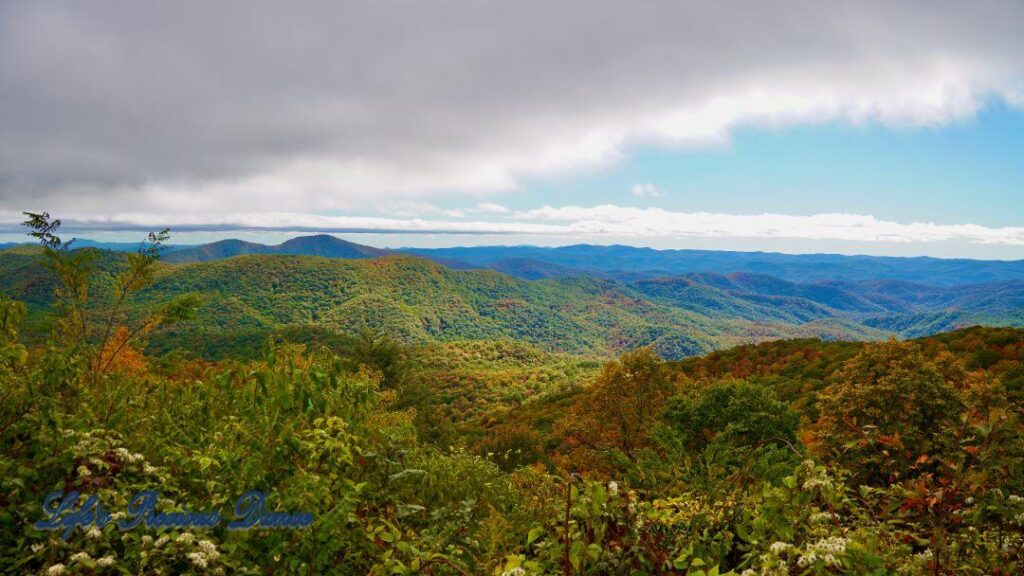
407,244,1024,285
161,234,393,263
4,239,1024,363
1,220,1022,574
16,233,1024,285
0,247,844,359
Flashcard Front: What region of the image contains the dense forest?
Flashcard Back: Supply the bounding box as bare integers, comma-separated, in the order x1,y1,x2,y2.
5,234,1024,364
2,217,1022,575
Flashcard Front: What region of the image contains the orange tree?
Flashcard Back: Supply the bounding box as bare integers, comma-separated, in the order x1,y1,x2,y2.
556,347,675,475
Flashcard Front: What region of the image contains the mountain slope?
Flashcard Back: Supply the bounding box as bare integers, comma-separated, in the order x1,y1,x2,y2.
163,234,391,263
481,258,604,280
406,244,1024,286
33,235,1024,286
140,254,782,358
4,246,1023,361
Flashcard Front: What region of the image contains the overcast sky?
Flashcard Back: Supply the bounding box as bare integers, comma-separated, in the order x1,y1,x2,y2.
1,1,1023,257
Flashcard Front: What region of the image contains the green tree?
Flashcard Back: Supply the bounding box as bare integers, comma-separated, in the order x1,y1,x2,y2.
21,211,199,382
0,295,27,373
815,339,964,484
663,379,799,454
668,380,798,476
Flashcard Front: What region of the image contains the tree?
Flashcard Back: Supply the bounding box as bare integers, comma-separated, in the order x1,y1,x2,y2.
21,212,199,382
658,379,800,487
0,295,27,374
341,329,413,391
815,339,964,484
558,347,674,468
664,379,799,453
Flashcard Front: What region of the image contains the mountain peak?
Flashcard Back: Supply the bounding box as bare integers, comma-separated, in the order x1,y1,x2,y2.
165,234,391,263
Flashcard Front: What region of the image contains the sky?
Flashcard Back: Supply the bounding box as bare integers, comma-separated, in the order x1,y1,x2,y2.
1,1,1023,258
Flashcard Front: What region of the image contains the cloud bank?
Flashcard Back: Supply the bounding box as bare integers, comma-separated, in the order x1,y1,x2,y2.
3,207,1022,247
1,1,1023,217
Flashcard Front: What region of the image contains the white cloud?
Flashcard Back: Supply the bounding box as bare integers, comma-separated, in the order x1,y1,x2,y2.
630,183,665,198
515,205,1024,245
377,201,467,218
471,202,512,214
6,206,1023,247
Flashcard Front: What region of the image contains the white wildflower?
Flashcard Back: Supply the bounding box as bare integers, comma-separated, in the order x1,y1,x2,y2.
198,540,220,559
154,534,170,547
77,466,91,477
46,565,66,575
802,476,834,491
141,535,153,545
769,541,792,554
501,568,527,576
114,448,130,459
608,481,619,495
187,552,208,569
129,453,144,463
177,531,195,544
800,536,847,567
96,555,115,567
69,552,90,563
31,542,45,553
1009,495,1023,503
809,510,835,524
86,526,102,539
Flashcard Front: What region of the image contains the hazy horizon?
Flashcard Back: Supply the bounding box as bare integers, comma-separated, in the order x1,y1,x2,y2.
6,230,1024,262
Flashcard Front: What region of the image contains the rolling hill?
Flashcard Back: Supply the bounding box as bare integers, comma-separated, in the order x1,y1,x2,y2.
138,254,766,359
3,240,1023,361
0,247,889,359
18,234,1024,286
162,234,392,263
405,244,1024,285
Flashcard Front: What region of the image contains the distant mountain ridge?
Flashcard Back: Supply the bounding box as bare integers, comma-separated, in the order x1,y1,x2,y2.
405,244,1024,286
163,234,392,263
10,234,1024,286
2,241,1023,360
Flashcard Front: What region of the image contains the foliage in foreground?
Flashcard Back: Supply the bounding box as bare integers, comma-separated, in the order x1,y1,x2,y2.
1,216,1023,575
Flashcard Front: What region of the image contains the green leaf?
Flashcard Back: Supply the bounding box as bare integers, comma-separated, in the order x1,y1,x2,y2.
570,540,584,571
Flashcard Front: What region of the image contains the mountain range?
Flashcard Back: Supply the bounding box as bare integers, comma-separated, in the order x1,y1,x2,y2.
161,235,392,263
404,244,1024,286
7,234,1024,285
1,234,1022,359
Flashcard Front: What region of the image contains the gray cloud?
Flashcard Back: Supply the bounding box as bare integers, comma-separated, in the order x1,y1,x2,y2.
1,1,1023,216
